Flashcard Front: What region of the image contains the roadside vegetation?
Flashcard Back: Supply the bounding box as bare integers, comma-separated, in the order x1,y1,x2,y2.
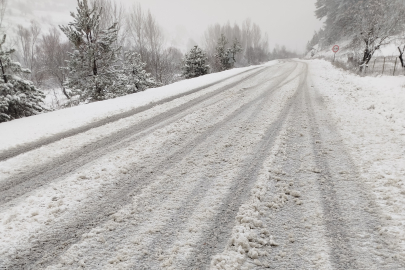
307,0,405,75
0,0,301,122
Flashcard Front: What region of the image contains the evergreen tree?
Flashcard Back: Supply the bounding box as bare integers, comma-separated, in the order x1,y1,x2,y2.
118,51,160,94
0,35,45,123
60,0,121,102
214,34,229,71
182,45,209,79
214,34,242,71
229,38,242,65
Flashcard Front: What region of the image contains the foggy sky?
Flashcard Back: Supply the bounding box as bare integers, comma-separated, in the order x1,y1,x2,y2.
7,0,323,53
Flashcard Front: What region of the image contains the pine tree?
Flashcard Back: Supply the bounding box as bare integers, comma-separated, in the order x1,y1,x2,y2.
214,34,242,71
214,34,229,71
0,35,45,123
60,0,121,102
229,38,242,65
182,45,209,79
118,51,160,94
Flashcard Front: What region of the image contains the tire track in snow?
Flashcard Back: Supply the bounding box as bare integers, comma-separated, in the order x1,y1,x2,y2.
132,63,303,270
0,67,264,162
47,73,295,269
305,86,358,269
4,63,299,269
207,67,405,270
0,66,278,206
67,61,303,270
225,74,334,269
177,63,309,269
304,85,405,269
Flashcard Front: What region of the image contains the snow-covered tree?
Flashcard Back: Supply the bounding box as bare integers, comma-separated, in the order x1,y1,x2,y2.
214,34,228,71
182,45,209,79
118,51,160,94
312,0,405,70
314,0,404,48
60,0,121,102
352,0,403,70
16,21,42,85
229,38,242,65
160,47,183,84
0,35,45,123
214,34,242,71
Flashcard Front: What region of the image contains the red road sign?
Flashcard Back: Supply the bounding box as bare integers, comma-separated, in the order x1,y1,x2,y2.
332,45,339,53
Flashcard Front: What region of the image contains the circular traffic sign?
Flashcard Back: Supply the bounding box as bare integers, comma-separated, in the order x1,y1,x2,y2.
332,45,339,53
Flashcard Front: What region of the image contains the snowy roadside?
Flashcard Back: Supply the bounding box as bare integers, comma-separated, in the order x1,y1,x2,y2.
209,115,288,270
0,62,276,153
305,59,405,255
306,35,405,59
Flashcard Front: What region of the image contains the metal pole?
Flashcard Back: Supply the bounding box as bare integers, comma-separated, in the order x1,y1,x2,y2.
393,57,398,76
372,58,376,73
382,57,386,75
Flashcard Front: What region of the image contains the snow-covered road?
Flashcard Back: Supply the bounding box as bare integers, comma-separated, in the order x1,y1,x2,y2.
0,60,404,269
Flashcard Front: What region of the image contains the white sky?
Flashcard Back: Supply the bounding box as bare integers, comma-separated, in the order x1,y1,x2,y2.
7,0,323,53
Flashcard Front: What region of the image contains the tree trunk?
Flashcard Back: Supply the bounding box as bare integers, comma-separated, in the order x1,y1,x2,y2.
62,87,70,99
0,58,7,83
398,47,404,68
93,59,98,75
360,46,373,72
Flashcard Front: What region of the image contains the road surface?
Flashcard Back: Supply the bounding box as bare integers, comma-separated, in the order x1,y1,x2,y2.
0,60,403,269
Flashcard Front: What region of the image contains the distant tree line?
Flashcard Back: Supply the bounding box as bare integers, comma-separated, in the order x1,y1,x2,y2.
0,0,298,122
203,19,270,70
269,45,299,60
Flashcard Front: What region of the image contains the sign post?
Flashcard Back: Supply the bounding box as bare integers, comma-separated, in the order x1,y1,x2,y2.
332,45,339,62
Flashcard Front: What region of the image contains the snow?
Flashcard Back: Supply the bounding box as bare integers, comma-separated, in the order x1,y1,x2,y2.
0,63,275,153
304,59,405,256
0,61,279,266
306,36,405,59
210,124,286,269
43,88,70,110
2,58,404,267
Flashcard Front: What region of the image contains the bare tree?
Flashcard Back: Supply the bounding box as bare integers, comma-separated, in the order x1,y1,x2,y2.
242,18,252,52
349,0,403,71
126,3,183,84
16,21,42,85
160,46,183,84
38,27,71,98
203,23,221,60
203,18,269,67
144,10,164,82
126,3,146,62
0,0,7,34
92,0,125,46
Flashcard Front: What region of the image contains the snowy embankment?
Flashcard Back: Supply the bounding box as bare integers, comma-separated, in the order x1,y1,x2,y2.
0,63,274,153
306,36,405,60
305,59,405,253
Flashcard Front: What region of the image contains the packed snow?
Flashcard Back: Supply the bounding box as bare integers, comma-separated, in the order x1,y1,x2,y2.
0,64,275,153
0,61,280,267
1,59,404,268
305,59,405,256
